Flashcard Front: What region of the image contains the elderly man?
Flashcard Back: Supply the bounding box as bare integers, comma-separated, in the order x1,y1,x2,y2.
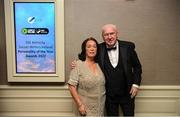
98,24,142,116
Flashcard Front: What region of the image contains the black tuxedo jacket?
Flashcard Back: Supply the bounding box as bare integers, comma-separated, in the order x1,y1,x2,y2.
98,40,142,91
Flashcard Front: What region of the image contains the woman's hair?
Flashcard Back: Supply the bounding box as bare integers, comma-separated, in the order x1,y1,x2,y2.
78,37,99,62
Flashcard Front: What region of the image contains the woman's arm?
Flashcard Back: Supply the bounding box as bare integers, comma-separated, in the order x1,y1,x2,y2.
68,84,87,116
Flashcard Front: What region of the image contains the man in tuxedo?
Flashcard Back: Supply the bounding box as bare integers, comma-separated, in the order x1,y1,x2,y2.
98,24,142,116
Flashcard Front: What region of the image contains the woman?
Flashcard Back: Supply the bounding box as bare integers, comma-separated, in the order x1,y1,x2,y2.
67,37,105,116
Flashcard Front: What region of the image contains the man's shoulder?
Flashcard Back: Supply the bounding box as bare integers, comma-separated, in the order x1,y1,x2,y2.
99,42,105,46
118,40,135,48
98,42,106,48
119,40,134,45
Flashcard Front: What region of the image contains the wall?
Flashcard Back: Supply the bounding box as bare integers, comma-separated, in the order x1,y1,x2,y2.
0,85,179,116
65,0,180,85
0,0,180,116
1,0,180,85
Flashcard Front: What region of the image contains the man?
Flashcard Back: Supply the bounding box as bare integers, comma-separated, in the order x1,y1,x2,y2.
97,24,142,116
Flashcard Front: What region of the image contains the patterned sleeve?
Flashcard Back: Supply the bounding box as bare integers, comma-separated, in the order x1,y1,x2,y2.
67,61,80,86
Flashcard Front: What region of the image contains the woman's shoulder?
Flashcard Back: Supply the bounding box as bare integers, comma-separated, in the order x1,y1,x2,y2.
76,60,84,67
69,60,83,74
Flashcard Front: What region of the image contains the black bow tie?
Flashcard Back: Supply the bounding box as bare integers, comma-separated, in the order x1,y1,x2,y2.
106,46,117,51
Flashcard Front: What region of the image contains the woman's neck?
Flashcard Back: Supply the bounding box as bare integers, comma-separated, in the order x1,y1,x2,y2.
85,58,95,64
85,57,98,76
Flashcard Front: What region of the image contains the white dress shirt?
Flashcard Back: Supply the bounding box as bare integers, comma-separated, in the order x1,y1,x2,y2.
107,42,119,68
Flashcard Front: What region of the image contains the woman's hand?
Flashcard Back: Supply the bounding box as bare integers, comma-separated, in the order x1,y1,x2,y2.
78,104,87,116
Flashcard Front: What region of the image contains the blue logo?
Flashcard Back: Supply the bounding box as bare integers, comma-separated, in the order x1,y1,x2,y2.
27,16,35,24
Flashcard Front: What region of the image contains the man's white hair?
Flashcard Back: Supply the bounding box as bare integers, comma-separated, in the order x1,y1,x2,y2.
102,24,117,33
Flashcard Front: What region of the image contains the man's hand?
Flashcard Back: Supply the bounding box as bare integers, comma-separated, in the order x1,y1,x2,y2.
70,60,77,69
130,86,139,98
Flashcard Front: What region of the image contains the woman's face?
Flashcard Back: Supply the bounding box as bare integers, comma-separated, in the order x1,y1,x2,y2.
85,40,97,59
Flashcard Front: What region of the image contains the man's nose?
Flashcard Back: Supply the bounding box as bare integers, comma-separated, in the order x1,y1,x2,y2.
107,34,112,38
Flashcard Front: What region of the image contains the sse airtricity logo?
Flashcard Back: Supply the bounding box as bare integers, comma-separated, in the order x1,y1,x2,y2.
27,16,35,24
21,28,28,34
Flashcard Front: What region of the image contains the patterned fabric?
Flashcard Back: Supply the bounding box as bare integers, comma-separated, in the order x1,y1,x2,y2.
68,60,106,116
